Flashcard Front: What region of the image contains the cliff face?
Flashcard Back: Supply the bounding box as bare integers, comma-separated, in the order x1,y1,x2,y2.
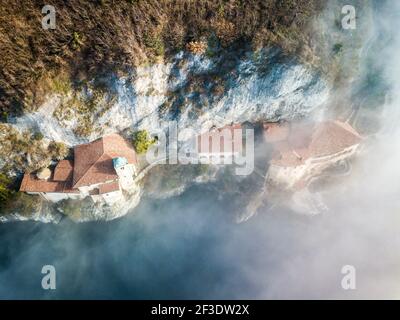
11,49,330,145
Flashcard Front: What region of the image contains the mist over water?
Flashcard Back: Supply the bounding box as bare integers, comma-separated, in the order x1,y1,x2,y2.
1,0,400,299
0,186,308,299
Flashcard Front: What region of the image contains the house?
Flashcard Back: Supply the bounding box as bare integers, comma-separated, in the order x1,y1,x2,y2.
20,134,138,205
196,124,243,164
264,120,362,189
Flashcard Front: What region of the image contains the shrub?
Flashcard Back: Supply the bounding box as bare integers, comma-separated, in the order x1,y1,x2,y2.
71,32,84,50
58,199,81,220
51,76,72,95
0,111,8,122
0,124,73,174
57,197,94,221
0,174,14,207
73,116,93,137
48,141,69,160
210,18,236,46
3,193,41,217
333,43,343,55
132,130,157,154
143,33,165,58
186,41,208,55
0,173,41,217
33,132,44,141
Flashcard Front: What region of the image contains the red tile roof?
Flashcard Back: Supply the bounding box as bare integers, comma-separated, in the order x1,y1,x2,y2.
98,181,120,194
19,171,80,194
197,124,242,154
53,160,73,182
267,120,362,167
306,121,361,158
263,122,290,143
72,134,137,188
20,133,137,193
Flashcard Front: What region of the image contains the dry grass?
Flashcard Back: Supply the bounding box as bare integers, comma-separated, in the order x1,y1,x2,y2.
0,0,325,118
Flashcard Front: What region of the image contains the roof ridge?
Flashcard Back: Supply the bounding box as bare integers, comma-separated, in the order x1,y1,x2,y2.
332,120,362,139
72,137,106,188
73,153,115,188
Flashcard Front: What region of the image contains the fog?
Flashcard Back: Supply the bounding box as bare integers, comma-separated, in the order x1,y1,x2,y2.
1,0,400,299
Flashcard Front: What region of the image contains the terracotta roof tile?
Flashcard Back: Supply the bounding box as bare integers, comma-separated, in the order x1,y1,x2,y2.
53,160,73,182
99,181,120,194
263,122,290,143
19,171,80,194
73,134,137,188
269,121,362,167
20,133,136,194
308,121,362,158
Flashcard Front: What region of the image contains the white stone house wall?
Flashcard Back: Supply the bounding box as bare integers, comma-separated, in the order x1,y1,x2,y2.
27,191,83,202
102,189,123,206
115,163,136,190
